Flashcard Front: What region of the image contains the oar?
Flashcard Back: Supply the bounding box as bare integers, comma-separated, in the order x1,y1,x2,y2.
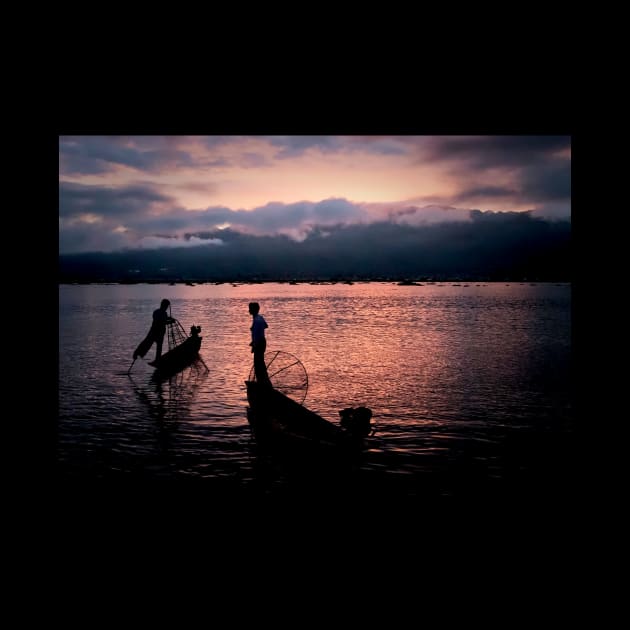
127,358,136,374
197,354,210,372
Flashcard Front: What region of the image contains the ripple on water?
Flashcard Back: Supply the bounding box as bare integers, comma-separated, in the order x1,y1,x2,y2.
58,282,572,495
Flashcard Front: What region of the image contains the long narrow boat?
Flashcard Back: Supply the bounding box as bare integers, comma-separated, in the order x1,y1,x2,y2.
149,322,203,377
150,334,201,376
245,379,373,452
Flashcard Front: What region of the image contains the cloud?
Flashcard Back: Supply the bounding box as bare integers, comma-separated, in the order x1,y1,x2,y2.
58,136,571,253
58,188,372,253
267,136,348,159
520,157,571,201
199,136,241,150
239,152,270,168
135,235,224,249
255,198,366,229
59,136,197,175
59,181,176,219
362,201,473,226
453,185,519,202
267,136,410,159
60,136,413,177
60,214,571,282
59,220,133,254
530,201,571,221
189,198,368,236
60,180,571,254
423,135,571,169
413,136,571,209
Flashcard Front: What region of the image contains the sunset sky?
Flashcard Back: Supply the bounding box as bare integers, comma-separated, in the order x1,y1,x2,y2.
59,135,571,254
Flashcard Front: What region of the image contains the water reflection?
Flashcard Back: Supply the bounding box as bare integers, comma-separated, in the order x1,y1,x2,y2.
246,434,365,499
128,359,209,466
131,358,208,420
59,283,572,494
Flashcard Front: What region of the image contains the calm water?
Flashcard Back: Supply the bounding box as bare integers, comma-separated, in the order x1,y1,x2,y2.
58,282,573,500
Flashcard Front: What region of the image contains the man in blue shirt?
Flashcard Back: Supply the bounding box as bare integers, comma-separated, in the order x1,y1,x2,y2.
249,301,270,386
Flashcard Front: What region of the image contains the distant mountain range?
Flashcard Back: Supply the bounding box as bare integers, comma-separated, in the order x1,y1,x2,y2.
59,215,571,283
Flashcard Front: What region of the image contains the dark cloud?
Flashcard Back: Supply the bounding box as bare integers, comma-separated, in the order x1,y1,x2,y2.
205,158,231,168
469,209,533,222
59,173,573,255
199,136,241,149
268,136,346,158
351,136,410,155
59,182,175,219
520,157,571,201
58,189,371,253
59,222,224,255
267,136,410,158
60,179,571,254
530,201,571,221
60,215,571,282
425,136,570,168
59,136,197,175
453,185,519,203
417,136,571,208
60,151,113,176
59,221,130,254
383,205,472,226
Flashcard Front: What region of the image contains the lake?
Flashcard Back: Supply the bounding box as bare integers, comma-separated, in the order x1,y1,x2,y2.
57,281,573,503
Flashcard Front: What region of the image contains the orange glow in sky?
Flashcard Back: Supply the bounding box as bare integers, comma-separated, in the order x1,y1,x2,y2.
59,135,570,253
60,136,540,212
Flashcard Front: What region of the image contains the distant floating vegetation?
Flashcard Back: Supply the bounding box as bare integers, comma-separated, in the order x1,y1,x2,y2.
59,273,571,285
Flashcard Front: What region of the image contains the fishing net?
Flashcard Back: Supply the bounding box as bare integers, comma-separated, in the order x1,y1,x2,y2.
165,319,189,351
249,350,309,404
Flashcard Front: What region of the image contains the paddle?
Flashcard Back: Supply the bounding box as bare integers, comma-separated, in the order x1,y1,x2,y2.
197,354,210,372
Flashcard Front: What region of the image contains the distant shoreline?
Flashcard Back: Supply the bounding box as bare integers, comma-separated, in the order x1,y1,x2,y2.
58,278,571,286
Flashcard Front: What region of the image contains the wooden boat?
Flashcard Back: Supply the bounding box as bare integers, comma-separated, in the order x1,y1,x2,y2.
149,323,203,377
245,379,373,452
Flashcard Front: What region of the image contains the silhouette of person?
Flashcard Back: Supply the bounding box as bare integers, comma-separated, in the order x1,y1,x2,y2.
249,302,270,386
133,299,175,363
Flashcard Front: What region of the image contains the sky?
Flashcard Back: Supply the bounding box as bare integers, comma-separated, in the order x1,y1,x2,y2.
59,135,571,254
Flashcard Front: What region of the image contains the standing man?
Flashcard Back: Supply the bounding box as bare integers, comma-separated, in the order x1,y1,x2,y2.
133,299,174,364
249,302,270,386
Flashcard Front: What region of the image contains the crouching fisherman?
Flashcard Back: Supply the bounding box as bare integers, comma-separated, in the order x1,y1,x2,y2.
133,299,175,363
